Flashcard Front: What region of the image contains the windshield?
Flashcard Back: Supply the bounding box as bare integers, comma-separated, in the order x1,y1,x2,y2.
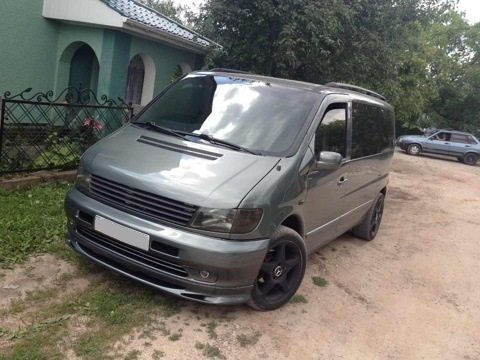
134,74,318,155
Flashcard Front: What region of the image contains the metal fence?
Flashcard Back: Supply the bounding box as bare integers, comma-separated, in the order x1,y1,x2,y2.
0,86,133,175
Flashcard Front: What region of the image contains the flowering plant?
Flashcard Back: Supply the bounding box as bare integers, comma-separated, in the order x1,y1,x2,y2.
83,116,103,130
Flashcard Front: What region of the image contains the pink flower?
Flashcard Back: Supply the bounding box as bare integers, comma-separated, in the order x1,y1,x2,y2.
84,117,103,130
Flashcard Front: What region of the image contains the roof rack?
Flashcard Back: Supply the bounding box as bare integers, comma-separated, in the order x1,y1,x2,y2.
208,68,251,74
325,82,386,101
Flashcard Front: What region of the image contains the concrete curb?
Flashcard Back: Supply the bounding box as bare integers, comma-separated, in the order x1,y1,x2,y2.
0,170,76,190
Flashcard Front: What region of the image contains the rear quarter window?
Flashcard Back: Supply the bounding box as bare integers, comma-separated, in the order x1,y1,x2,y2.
351,102,394,159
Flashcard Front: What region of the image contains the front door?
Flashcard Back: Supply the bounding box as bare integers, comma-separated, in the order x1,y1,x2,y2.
423,132,451,155
69,44,99,96
303,101,349,252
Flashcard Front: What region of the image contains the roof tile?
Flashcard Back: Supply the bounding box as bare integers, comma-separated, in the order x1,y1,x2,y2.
102,0,213,47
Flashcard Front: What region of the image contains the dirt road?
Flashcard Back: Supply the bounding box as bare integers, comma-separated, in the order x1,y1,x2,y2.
2,150,480,359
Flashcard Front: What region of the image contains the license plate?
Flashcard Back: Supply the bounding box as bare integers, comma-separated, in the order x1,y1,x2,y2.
94,216,150,251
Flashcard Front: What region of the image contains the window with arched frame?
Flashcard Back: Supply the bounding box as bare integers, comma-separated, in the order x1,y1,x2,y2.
125,55,145,105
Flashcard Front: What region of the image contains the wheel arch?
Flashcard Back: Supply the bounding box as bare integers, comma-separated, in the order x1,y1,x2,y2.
408,142,422,149
281,214,305,239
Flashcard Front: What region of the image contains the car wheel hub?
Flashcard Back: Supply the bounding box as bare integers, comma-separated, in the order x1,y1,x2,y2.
273,264,286,278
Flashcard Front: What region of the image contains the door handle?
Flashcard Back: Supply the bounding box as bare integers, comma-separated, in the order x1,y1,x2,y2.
465,145,471,148
337,177,348,187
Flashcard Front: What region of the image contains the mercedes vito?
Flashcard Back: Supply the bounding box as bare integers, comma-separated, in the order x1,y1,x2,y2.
65,70,395,310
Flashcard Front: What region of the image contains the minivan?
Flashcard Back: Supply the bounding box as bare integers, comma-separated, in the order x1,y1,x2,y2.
65,70,395,311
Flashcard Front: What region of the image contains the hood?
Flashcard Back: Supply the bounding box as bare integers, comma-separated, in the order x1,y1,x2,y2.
82,125,280,208
397,135,426,141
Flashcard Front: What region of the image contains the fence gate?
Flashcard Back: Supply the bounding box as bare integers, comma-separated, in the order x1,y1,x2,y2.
0,86,133,175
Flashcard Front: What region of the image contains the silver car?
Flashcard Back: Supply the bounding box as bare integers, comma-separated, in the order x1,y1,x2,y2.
396,129,480,165
65,70,395,310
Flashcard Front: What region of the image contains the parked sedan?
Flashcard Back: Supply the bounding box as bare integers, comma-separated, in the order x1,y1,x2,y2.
396,130,480,165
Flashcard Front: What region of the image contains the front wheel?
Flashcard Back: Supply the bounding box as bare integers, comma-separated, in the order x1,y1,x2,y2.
463,153,478,166
407,144,421,155
352,192,385,241
247,226,307,311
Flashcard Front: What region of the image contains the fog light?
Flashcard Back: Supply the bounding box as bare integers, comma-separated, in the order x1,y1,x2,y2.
188,268,217,283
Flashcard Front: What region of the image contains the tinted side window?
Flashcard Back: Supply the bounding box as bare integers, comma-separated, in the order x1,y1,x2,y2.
315,104,347,158
451,134,469,144
351,102,393,159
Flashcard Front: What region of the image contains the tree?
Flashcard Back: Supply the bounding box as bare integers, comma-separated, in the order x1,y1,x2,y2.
193,0,353,78
424,13,480,135
138,0,187,24
192,0,459,126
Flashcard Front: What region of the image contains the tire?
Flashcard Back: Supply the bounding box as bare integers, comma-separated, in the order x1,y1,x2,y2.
457,157,464,163
407,143,421,155
247,226,307,311
352,192,385,241
463,153,478,166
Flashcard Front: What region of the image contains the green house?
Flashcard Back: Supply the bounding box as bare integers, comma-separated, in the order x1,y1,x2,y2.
0,0,218,107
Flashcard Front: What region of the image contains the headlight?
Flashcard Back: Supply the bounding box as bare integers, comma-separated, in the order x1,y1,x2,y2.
190,208,263,234
75,166,91,193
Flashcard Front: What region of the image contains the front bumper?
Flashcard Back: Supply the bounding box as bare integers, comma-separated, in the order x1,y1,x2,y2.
64,188,270,305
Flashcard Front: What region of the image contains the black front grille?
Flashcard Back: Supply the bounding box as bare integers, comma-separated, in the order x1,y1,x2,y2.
90,175,198,226
77,223,188,278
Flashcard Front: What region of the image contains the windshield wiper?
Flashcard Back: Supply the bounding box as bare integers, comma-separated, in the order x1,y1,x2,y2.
133,121,185,139
192,133,260,155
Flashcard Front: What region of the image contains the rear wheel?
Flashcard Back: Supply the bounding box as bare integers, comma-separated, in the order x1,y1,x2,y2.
463,153,478,166
352,193,385,241
407,144,421,155
247,226,307,311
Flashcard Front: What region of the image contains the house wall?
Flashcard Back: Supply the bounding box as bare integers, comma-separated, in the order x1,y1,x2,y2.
0,0,206,105
0,0,59,96
129,37,197,97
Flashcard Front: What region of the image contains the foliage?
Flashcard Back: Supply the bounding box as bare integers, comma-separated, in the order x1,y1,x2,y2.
190,0,480,133
424,16,480,135
194,0,352,78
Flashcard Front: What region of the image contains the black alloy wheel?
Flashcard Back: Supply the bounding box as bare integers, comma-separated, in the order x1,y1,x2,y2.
247,226,307,311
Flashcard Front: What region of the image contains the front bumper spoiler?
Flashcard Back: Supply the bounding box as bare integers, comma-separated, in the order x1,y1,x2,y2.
65,188,270,305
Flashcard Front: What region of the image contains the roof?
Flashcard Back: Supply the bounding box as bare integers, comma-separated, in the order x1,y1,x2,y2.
102,0,217,49
198,70,391,105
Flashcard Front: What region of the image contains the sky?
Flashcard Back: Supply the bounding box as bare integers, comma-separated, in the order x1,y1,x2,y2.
458,0,480,24
172,0,480,24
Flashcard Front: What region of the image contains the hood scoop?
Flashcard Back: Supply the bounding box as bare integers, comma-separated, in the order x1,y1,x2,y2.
137,135,223,160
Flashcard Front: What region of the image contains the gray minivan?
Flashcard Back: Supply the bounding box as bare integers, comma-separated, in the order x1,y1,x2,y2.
65,70,395,310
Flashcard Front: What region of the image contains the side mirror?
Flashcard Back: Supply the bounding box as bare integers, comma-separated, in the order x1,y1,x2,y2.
314,151,342,171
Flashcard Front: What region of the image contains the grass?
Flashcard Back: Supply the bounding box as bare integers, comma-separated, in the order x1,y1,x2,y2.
201,321,218,339
0,268,181,359
195,342,225,359
0,182,73,268
237,331,262,347
290,294,308,304
168,333,182,341
0,181,262,359
312,276,329,287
